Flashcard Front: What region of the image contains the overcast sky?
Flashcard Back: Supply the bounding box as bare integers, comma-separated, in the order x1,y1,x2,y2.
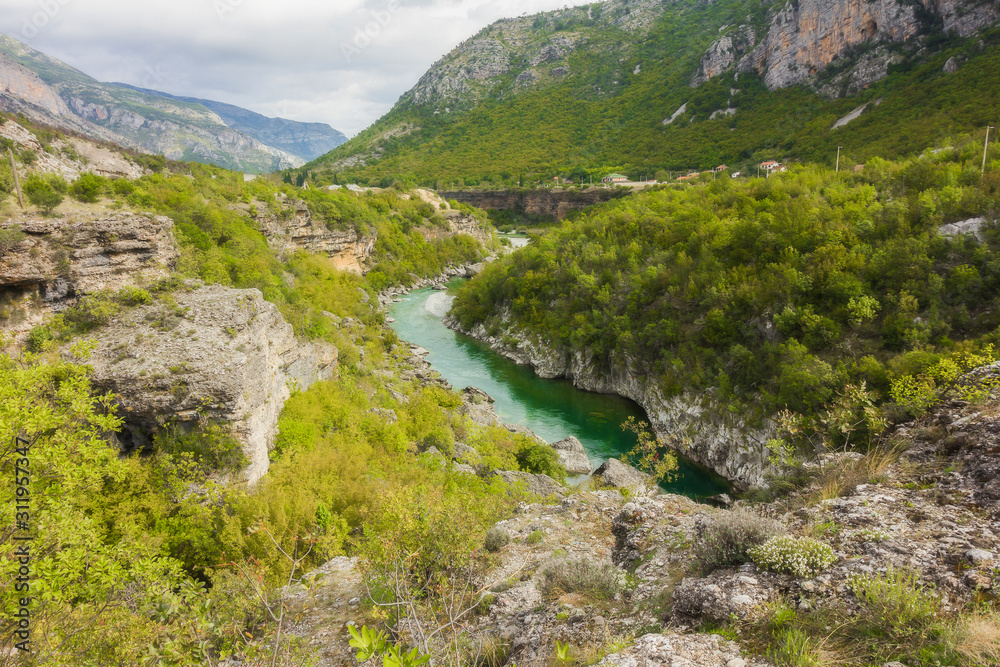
0,0,589,136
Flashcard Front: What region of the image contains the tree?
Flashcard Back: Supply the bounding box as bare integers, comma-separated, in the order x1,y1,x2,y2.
22,174,65,215
70,172,106,203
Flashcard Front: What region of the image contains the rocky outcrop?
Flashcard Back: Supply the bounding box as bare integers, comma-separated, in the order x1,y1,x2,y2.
439,188,628,221
0,211,177,309
692,0,1000,94
253,201,376,273
552,436,592,475
444,314,772,489
594,458,660,496
86,284,337,484
598,633,767,667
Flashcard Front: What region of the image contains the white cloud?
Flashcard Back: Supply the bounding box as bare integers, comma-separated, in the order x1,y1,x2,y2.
0,0,590,136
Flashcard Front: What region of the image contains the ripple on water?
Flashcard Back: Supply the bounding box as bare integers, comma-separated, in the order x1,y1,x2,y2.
424,292,454,318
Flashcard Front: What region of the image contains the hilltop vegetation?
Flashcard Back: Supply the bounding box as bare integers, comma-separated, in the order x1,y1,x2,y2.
0,117,549,664
452,132,1000,438
307,1,1000,188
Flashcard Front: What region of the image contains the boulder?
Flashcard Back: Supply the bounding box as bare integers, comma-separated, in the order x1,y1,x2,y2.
86,284,337,484
593,458,660,496
551,436,592,474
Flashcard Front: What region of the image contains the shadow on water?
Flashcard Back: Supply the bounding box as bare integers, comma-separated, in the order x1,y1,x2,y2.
389,283,729,500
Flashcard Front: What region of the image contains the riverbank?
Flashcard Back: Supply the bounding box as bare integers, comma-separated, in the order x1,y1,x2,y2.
442,311,772,491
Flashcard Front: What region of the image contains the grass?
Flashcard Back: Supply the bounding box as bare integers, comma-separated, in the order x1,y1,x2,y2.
736,569,999,667
539,559,622,602
694,509,781,573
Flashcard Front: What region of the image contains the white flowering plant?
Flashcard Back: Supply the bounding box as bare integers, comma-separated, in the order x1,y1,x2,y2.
748,535,836,577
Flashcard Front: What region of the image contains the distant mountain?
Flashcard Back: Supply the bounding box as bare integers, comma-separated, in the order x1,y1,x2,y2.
310,0,1000,185
0,33,345,173
112,85,347,162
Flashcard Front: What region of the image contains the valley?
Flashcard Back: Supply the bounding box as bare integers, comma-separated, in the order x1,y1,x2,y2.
1,1,1000,666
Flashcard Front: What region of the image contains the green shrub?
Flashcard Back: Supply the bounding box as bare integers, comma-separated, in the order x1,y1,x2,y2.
848,567,939,639
0,226,25,256
515,441,566,482
484,526,510,552
23,173,65,214
748,535,836,577
695,509,781,572
71,172,107,202
540,558,622,601
526,529,544,545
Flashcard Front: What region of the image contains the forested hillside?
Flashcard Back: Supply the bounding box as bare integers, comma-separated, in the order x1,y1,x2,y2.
452,132,1000,433
307,0,1000,187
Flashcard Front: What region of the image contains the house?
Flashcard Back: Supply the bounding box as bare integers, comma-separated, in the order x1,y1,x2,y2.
714,165,729,172
602,173,629,184
760,161,781,172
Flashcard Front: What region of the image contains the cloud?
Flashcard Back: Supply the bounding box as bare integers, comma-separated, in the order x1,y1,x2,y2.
0,0,588,136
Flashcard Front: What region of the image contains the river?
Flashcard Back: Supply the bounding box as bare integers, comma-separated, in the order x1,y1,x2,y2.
388,281,728,499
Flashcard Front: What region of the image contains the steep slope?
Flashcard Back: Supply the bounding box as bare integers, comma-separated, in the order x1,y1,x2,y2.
112,84,347,162
310,0,1000,185
0,33,316,173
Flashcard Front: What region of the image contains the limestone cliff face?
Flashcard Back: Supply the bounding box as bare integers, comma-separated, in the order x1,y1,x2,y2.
0,211,178,301
417,211,495,247
253,201,376,274
0,119,145,181
444,312,772,489
693,0,999,93
87,284,337,485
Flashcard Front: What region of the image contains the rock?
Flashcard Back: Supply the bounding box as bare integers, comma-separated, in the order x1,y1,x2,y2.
494,470,565,498
551,436,592,474
0,212,178,325
464,262,486,277
939,217,986,241
671,570,779,623
253,200,376,273
86,284,337,484
463,386,495,404
943,56,960,73
453,463,477,475
598,632,767,667
706,493,734,508
965,548,994,564
594,459,660,497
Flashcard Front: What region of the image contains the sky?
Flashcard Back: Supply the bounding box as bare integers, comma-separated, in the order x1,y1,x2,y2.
0,0,590,137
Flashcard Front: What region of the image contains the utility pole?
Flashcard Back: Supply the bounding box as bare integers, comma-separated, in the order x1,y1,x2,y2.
836,146,841,174
983,126,994,175
8,147,23,209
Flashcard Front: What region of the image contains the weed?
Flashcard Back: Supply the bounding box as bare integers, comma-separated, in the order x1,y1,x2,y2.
540,559,622,602
484,526,510,553
694,509,782,573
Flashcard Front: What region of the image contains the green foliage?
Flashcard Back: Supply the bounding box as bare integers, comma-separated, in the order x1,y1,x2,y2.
22,172,65,214
620,416,679,483
0,225,25,255
310,12,1000,187
70,172,108,202
748,535,836,577
694,509,781,573
452,145,1000,428
515,440,566,482
348,625,430,667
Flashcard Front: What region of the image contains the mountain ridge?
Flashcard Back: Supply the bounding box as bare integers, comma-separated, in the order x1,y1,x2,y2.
0,33,345,173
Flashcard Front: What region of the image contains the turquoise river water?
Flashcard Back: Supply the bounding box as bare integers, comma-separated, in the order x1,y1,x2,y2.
388,281,728,499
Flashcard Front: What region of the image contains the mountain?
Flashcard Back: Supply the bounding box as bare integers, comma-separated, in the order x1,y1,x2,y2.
111,85,347,162
308,0,1000,185
0,33,345,173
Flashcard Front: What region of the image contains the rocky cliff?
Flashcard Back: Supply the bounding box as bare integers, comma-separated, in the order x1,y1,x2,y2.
444,310,772,490
693,0,1000,93
86,283,337,485
252,200,376,274
439,188,628,221
0,210,178,342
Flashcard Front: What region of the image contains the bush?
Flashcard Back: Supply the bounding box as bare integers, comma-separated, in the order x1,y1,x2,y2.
71,172,107,202
525,529,544,545
694,509,782,572
483,526,510,553
515,441,566,482
23,173,65,214
540,559,622,601
748,535,836,577
0,226,25,256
